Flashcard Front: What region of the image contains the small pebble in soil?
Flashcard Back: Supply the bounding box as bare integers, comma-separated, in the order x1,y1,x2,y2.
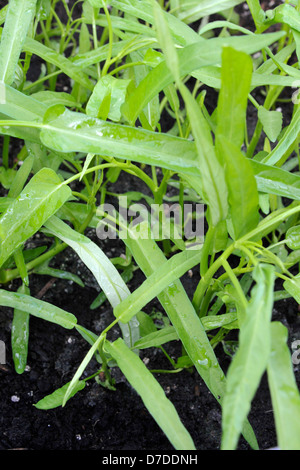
11,395,20,403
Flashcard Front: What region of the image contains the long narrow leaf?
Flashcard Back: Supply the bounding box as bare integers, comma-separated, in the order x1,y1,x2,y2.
11,284,30,374
221,264,275,450
0,0,37,85
0,289,77,329
44,215,140,348
122,221,258,449
267,322,300,450
104,338,196,450
114,249,201,324
179,83,228,227
40,106,200,177
0,168,71,268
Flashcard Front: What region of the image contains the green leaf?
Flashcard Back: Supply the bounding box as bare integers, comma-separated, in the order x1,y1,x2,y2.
134,326,179,350
39,107,199,177
30,91,82,109
285,225,300,250
0,0,38,85
217,139,259,239
251,160,300,201
134,313,238,350
221,264,275,450
122,31,285,124
267,322,300,450
11,284,30,374
34,380,86,410
104,338,196,450
283,275,300,304
174,0,244,23
114,249,202,324
216,47,253,149
152,0,180,82
22,37,93,91
110,0,201,47
215,47,259,239
264,4,300,32
122,221,258,451
44,216,140,348
8,155,34,198
86,75,132,122
0,168,71,268
179,83,228,226
0,289,77,329
261,107,300,166
258,106,283,143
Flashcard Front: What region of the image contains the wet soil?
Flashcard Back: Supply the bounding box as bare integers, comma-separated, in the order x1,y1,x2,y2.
0,0,299,453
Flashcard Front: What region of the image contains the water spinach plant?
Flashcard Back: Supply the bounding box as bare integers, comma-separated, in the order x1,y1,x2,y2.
0,0,300,450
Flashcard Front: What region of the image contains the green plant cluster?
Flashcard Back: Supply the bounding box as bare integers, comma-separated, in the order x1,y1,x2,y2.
0,0,300,450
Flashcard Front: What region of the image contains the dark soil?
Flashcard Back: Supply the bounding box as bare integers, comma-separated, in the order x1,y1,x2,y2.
0,0,299,453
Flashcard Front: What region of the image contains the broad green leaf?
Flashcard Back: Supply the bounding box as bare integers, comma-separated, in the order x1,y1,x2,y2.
11,284,30,374
258,106,283,143
0,167,16,189
44,216,139,348
39,106,200,177
251,159,300,201
0,83,47,121
261,107,300,166
104,338,196,450
263,4,300,32
283,275,300,304
221,264,275,450
0,0,37,85
86,75,132,122
34,380,86,410
285,225,300,250
0,168,71,268
0,289,77,329
267,322,300,450
216,47,253,149
122,31,285,124
217,139,259,239
114,249,202,324
174,0,244,23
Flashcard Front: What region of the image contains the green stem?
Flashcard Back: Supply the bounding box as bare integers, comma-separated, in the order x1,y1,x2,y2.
200,224,216,277
192,243,235,314
221,258,248,311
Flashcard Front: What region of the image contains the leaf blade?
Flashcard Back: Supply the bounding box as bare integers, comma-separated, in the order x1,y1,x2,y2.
104,338,196,450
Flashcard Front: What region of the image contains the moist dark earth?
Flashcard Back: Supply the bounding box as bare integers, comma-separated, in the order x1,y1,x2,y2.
0,0,300,452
